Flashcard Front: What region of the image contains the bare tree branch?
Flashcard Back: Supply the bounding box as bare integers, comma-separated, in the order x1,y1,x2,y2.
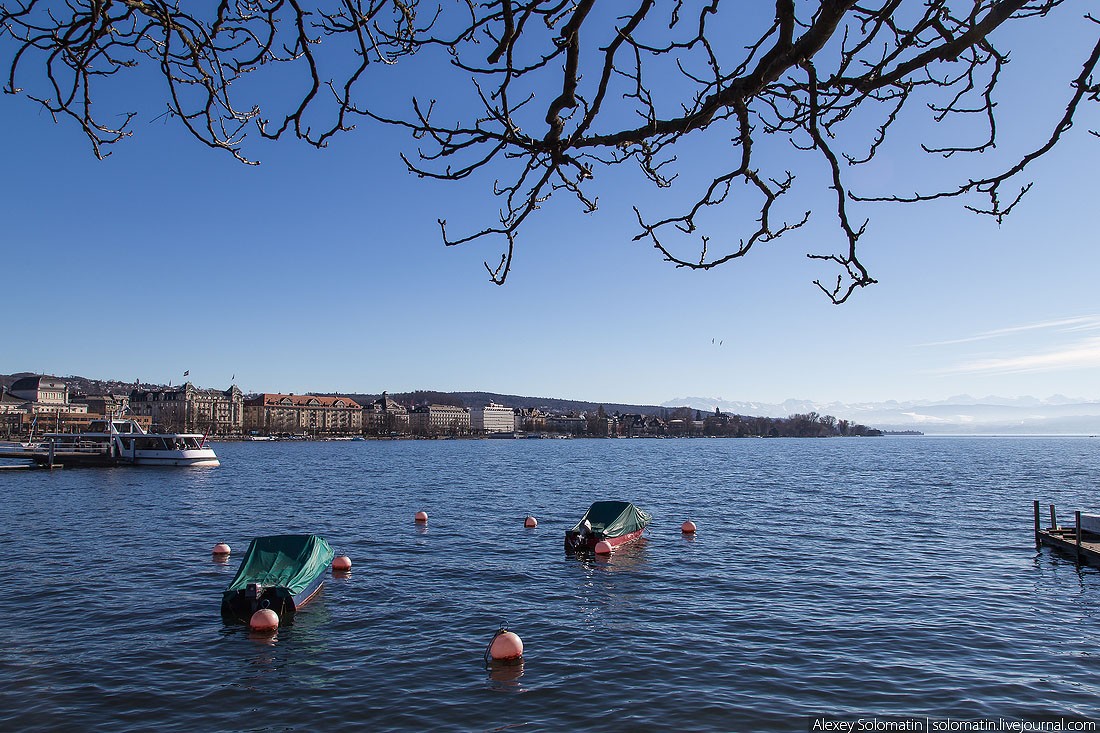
2,0,1096,299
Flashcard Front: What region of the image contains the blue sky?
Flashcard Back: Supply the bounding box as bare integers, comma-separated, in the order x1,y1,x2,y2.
2,4,1098,406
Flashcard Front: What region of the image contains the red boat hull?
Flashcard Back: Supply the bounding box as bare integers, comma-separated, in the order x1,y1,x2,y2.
564,527,645,554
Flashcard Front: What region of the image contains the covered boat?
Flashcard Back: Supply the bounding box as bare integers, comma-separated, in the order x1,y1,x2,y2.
565,501,651,554
221,534,335,623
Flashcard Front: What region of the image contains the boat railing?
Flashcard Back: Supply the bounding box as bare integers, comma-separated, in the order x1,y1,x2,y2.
38,438,113,454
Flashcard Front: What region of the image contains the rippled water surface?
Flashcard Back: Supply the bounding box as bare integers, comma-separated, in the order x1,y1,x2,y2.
3,437,1100,731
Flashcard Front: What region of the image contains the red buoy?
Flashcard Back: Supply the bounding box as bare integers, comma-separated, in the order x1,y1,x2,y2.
250,609,279,633
489,630,524,661
524,516,537,528
681,521,697,534
212,543,231,556
415,511,428,523
594,540,613,555
332,555,352,572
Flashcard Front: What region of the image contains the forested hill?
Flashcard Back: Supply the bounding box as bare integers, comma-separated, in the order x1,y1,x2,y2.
336,390,667,415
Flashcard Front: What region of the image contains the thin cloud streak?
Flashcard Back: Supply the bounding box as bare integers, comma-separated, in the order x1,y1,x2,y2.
919,315,1100,347
938,336,1100,375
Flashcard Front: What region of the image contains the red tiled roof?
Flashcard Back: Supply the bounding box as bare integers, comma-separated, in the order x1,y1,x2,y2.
249,393,362,409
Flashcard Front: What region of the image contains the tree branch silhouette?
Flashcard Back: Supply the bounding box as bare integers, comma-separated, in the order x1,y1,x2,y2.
2,0,1095,301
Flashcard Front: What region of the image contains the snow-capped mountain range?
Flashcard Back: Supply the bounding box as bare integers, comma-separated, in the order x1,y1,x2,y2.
661,395,1100,434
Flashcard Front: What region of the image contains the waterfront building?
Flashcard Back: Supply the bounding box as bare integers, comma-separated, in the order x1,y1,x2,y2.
130,383,244,435
244,393,363,437
470,403,515,434
363,392,410,436
0,388,28,414
3,374,89,435
1,377,155,435
6,374,88,416
0,389,27,437
588,413,619,438
619,413,668,438
546,414,587,435
515,407,546,433
409,404,471,436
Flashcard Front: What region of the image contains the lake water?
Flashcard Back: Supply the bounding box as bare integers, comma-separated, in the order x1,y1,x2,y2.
2,437,1100,731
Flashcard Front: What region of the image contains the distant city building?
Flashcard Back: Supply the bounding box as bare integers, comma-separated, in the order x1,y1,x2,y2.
5,375,89,427
470,403,515,434
130,382,244,435
0,388,28,414
72,393,130,418
363,392,410,435
619,413,667,438
0,388,27,437
8,375,69,405
243,393,363,436
546,414,586,435
588,413,619,438
409,404,470,436
515,407,546,433
1,378,156,435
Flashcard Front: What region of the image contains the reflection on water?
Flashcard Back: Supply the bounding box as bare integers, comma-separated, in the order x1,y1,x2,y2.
248,631,280,648
486,660,525,690
599,537,648,571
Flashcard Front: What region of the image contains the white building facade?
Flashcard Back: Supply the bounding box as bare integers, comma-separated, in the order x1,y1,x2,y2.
470,403,515,433
409,404,471,436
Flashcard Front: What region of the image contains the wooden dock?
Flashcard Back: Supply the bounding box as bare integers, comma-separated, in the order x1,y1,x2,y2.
1034,500,1100,565
0,443,114,468
0,462,58,471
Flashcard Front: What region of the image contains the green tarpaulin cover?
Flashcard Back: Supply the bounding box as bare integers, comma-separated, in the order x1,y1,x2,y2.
224,535,334,596
571,501,651,537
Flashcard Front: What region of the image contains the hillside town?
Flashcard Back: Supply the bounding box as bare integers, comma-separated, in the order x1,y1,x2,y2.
0,374,882,440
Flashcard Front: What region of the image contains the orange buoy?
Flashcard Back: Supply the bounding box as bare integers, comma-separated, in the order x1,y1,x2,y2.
524,516,538,528
415,511,428,523
212,543,231,556
681,521,697,534
332,555,352,572
594,540,613,555
249,609,279,633
488,630,524,661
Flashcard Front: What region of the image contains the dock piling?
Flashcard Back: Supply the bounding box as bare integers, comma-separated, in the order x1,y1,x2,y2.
1035,502,1100,566
1034,500,1041,550
1076,511,1083,565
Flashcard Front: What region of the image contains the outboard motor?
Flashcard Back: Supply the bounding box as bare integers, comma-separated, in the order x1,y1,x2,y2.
246,583,265,613
566,519,594,554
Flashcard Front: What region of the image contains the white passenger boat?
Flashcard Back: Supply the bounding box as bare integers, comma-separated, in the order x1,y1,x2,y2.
34,419,220,467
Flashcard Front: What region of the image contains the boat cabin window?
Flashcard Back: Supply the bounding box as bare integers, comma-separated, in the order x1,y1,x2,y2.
182,437,201,449
135,437,168,451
